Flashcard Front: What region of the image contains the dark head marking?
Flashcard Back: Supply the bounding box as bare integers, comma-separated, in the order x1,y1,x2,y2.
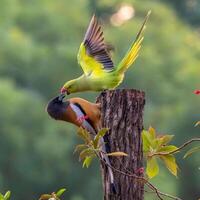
46,95,70,120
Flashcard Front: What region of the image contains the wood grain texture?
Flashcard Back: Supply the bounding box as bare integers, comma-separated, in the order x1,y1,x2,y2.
96,89,145,200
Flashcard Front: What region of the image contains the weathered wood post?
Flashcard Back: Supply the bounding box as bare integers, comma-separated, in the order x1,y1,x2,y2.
96,89,145,200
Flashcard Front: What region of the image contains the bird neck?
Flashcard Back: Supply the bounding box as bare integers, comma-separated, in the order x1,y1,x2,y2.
73,75,91,92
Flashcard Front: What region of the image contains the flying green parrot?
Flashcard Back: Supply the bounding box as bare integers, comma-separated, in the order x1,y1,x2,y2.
60,11,151,95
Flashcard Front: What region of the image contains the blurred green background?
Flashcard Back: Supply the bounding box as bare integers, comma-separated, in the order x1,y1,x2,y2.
0,0,199,199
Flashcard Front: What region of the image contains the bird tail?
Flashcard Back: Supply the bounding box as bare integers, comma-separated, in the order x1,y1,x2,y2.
116,11,151,74
99,137,117,194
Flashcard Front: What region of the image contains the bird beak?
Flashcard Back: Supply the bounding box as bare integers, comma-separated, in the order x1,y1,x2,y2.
60,87,70,95
58,93,66,101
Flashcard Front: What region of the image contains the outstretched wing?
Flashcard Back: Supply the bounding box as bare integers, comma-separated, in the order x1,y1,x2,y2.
77,15,114,76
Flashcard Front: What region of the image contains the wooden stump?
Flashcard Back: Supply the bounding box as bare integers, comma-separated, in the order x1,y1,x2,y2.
96,89,145,200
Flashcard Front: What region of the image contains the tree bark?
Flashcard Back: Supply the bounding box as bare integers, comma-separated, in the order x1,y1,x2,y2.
96,89,145,200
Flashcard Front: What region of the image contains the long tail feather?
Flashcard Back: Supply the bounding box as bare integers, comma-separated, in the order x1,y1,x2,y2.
99,137,117,194
116,11,151,74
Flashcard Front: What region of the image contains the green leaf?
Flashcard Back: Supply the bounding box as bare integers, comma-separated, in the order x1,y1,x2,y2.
56,188,66,197
146,157,159,179
106,152,128,157
142,130,151,152
82,156,94,168
39,194,52,200
74,144,87,154
194,121,200,127
160,155,178,177
93,128,108,149
79,148,95,161
158,145,178,154
4,191,11,200
148,126,156,139
0,193,4,200
184,146,200,158
77,127,91,144
143,129,159,151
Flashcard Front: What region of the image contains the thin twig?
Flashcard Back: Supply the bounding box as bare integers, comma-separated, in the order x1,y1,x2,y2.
169,137,200,154
144,189,182,200
152,138,200,156
145,182,164,200
154,190,182,200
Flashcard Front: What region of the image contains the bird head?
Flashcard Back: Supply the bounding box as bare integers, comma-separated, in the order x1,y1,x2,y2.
46,95,70,120
60,79,78,95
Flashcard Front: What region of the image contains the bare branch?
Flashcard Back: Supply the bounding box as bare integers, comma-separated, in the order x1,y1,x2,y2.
168,137,200,154
154,191,182,200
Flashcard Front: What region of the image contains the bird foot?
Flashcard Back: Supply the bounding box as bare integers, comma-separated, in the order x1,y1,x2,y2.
76,115,89,123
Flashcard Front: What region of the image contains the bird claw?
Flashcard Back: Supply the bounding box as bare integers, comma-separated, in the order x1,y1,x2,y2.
77,115,89,123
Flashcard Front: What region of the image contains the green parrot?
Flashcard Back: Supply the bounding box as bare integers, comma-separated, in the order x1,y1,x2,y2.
60,11,151,95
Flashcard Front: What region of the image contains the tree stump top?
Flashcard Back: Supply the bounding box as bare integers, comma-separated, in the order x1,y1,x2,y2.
98,89,145,99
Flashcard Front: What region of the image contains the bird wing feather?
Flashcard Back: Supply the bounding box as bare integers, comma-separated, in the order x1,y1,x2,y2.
77,15,114,77
70,103,96,135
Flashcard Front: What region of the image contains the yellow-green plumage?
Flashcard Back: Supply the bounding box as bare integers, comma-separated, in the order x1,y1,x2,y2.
61,11,151,94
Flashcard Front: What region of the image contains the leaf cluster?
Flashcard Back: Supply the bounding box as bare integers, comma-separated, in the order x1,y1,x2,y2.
75,128,128,168
142,127,178,179
75,128,108,168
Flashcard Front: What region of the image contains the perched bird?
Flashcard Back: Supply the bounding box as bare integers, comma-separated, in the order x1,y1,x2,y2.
47,94,100,133
46,95,116,193
60,11,151,95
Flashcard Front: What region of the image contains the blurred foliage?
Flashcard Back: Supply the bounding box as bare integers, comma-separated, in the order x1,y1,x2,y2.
39,188,66,200
165,0,200,26
0,191,11,200
184,146,200,159
0,0,199,200
195,121,200,127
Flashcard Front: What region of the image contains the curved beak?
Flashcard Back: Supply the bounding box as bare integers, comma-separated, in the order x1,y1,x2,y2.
60,87,70,95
